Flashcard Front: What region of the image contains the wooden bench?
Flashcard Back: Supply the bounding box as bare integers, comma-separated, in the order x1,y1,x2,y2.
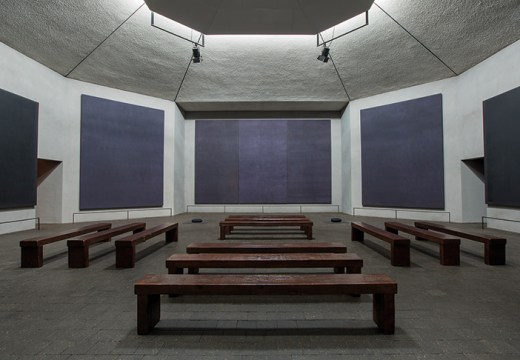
67,222,146,268
351,222,410,266
226,214,308,219
414,221,506,265
219,220,313,240
165,253,363,274
134,273,397,335
384,222,460,266
19,222,112,268
186,242,347,254
115,223,179,268
224,215,310,234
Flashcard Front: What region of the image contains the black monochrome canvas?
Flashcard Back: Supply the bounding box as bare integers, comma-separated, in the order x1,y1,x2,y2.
80,95,164,210
0,89,39,210
195,119,331,204
360,94,445,209
484,85,520,207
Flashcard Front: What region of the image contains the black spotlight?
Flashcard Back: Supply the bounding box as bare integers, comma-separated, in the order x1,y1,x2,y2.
192,46,201,63
317,47,330,63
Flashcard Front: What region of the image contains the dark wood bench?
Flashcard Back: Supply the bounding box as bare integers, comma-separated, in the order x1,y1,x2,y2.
414,221,506,265
226,214,308,219
67,222,146,268
186,242,347,254
224,215,310,234
165,253,363,274
115,223,178,268
384,222,460,266
351,222,410,266
134,273,397,335
19,222,112,268
219,220,313,240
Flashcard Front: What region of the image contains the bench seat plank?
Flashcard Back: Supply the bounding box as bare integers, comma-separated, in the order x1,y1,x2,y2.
67,222,146,268
134,273,397,335
351,222,410,266
385,222,460,266
186,242,346,254
19,222,112,268
415,221,506,265
115,223,178,268
166,253,362,274
220,220,313,240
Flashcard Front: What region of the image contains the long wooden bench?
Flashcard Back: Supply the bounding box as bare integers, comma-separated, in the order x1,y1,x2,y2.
165,253,363,274
224,215,310,234
19,222,112,268
134,273,397,335
351,222,410,267
115,223,178,268
414,221,506,265
226,214,308,219
186,242,347,254
384,222,460,266
67,222,146,268
219,219,313,240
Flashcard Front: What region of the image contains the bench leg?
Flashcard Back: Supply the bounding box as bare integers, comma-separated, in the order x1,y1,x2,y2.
116,246,136,268
21,246,43,268
168,267,184,274
385,226,398,235
373,293,395,334
68,245,89,268
351,227,364,241
391,243,410,267
485,243,506,265
306,226,313,240
334,267,345,274
219,226,227,240
439,243,460,266
165,227,178,243
137,294,161,335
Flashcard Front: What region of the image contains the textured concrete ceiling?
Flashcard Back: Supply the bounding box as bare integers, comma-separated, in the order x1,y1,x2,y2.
1,0,519,114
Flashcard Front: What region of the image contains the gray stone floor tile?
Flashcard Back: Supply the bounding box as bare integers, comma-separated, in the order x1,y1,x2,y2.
1,213,520,359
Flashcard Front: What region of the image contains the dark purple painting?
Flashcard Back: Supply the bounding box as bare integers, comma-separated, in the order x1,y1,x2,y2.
80,95,164,210
484,85,520,207
195,120,239,204
287,120,331,203
195,119,332,204
0,89,38,210
239,121,288,203
361,94,444,209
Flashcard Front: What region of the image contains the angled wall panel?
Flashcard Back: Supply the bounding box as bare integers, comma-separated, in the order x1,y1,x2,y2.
484,85,520,207
238,120,288,203
0,89,39,210
361,94,444,209
195,120,239,204
80,95,164,210
287,120,331,203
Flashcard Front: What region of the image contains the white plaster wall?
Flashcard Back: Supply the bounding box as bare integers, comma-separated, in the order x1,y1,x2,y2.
341,107,352,213
185,118,343,213
0,43,180,229
457,39,520,231
345,77,458,221
344,39,520,226
173,105,186,215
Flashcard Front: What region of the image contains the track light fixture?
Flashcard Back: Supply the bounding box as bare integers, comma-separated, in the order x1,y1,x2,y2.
317,46,330,63
192,45,202,63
